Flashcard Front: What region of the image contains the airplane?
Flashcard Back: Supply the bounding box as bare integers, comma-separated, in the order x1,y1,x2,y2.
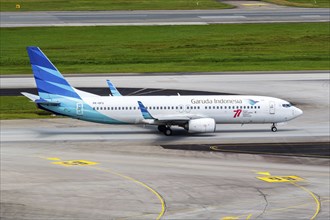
22,46,303,136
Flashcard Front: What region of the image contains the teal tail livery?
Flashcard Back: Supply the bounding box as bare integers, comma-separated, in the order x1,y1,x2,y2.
23,47,122,124
22,47,303,136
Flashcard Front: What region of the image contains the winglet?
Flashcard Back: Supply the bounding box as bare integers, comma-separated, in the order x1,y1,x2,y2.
106,80,122,96
137,101,154,120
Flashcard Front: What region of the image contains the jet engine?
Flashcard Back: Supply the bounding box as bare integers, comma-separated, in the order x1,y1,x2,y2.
187,118,216,133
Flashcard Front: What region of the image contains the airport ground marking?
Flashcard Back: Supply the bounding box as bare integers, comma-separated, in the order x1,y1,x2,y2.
221,217,238,220
256,171,271,176
52,160,99,166
46,157,61,161
256,172,320,220
289,181,320,220
41,156,166,220
257,175,304,183
92,166,166,220
220,213,253,220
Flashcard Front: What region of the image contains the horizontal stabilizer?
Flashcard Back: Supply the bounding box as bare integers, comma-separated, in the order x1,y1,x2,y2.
21,92,60,106
35,99,61,106
21,92,39,101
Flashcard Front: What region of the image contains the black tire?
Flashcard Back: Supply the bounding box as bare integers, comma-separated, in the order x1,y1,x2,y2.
164,128,172,136
158,125,166,132
271,126,277,132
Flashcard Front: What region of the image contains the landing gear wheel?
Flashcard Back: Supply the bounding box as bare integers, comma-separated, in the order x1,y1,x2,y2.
158,125,166,133
164,128,173,136
271,123,277,132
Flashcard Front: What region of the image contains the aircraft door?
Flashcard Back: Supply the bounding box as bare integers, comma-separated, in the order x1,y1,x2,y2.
269,101,275,114
76,103,83,116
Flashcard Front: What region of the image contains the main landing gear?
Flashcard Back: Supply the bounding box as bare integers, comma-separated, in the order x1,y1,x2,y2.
271,123,277,132
158,125,172,136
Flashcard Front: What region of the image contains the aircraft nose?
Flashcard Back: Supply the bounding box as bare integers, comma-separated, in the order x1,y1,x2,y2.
295,107,303,117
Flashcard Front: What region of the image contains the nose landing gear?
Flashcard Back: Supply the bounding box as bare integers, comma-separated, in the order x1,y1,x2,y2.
271,123,277,132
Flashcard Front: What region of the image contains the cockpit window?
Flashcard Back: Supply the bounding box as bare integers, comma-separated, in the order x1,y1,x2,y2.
282,103,291,108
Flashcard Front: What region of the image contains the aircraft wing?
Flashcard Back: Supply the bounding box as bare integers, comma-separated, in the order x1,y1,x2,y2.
137,101,205,125
153,114,204,121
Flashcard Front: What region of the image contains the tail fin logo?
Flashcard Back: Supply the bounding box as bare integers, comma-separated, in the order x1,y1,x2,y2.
27,47,81,100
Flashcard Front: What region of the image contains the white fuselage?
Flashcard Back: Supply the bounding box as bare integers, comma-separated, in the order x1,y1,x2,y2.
82,95,302,125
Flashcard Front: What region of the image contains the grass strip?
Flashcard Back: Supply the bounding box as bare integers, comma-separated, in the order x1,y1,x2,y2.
0,0,233,11
263,0,330,8
0,96,52,119
1,23,329,74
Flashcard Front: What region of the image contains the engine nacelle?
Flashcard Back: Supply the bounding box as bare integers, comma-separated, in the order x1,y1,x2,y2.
187,118,216,133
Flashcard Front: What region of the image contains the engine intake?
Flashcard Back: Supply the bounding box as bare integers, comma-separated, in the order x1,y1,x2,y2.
187,118,216,133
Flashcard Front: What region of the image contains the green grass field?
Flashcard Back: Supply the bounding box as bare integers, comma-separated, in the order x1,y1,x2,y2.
263,0,329,7
0,0,233,11
1,23,329,74
0,96,52,119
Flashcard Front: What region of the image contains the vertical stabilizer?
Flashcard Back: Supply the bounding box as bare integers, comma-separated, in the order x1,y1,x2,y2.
26,47,81,100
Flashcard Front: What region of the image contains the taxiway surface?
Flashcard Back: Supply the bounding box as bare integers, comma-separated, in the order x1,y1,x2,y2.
1,119,330,219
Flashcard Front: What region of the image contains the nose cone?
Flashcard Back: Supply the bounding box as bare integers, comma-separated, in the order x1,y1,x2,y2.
295,107,303,117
